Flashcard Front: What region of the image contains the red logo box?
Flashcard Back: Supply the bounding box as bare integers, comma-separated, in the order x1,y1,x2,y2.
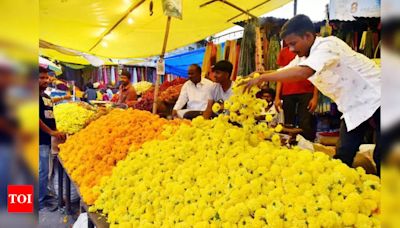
8,185,34,213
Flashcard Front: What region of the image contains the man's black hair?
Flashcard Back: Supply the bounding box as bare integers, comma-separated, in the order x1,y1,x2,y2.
86,82,94,89
212,60,233,75
39,66,49,74
120,69,131,81
280,14,316,39
265,88,276,99
190,64,202,74
256,88,276,100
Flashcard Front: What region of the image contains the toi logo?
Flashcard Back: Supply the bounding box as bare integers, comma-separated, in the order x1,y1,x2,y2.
8,185,34,213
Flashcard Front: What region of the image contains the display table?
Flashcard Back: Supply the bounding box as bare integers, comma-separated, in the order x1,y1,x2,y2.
56,157,109,228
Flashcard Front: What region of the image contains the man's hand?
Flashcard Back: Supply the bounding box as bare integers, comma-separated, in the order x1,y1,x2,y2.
307,96,318,112
241,77,263,93
274,97,282,112
172,110,178,118
51,130,66,141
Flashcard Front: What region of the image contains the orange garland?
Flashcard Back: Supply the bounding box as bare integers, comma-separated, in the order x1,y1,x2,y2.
59,109,187,204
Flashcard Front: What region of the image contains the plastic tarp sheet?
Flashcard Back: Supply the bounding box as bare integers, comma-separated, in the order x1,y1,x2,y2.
39,0,291,58
165,47,205,77
165,42,226,77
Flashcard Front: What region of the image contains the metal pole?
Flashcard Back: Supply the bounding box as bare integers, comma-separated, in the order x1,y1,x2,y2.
294,0,298,16
200,0,257,20
227,0,272,22
153,16,172,114
218,0,257,19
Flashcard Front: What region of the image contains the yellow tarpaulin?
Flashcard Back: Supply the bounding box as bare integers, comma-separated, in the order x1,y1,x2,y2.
40,48,116,65
40,48,90,65
40,0,291,59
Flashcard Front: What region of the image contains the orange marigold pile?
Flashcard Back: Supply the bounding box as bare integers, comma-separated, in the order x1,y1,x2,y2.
59,109,187,204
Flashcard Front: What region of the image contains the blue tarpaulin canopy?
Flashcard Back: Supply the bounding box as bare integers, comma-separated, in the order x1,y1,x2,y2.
165,47,205,78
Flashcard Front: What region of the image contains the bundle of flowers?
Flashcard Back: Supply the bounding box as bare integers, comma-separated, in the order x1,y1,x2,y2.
54,102,96,134
133,81,153,95
158,84,184,103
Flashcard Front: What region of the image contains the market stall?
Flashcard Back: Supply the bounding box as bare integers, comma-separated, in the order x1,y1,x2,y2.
39,1,382,227
50,77,381,227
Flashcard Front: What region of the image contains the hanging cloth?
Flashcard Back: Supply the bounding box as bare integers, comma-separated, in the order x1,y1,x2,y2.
110,66,116,85
201,42,213,78
97,67,101,82
360,30,374,58
266,35,281,70
233,42,241,80
216,43,223,61
104,67,109,85
227,40,238,80
133,68,138,82
224,40,230,60
359,31,367,50
255,26,264,71
262,30,269,70
102,67,107,83
238,21,256,76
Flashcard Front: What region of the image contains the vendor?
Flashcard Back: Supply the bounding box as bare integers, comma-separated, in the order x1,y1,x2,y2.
243,15,381,175
275,45,318,141
172,64,215,119
84,82,97,102
117,69,137,107
256,87,283,127
39,67,66,211
204,60,234,119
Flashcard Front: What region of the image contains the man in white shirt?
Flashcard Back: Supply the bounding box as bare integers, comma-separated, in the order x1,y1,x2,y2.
172,64,214,119
243,15,382,175
204,60,234,119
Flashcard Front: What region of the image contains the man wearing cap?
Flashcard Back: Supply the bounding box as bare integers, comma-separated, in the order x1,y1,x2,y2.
173,64,215,119
204,60,234,119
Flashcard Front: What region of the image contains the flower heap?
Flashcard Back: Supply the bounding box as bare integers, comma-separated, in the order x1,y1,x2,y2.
91,116,380,227
134,78,187,112
133,88,155,111
222,75,268,126
213,74,283,146
381,166,400,228
59,109,187,204
159,77,186,91
54,102,96,134
133,81,153,95
158,83,184,103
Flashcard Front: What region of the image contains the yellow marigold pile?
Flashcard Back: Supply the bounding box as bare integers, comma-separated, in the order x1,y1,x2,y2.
91,116,380,227
59,109,186,204
54,102,96,134
133,81,153,95
223,76,269,127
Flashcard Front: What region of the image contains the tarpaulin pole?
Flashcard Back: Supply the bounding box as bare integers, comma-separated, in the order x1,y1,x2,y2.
153,16,172,114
